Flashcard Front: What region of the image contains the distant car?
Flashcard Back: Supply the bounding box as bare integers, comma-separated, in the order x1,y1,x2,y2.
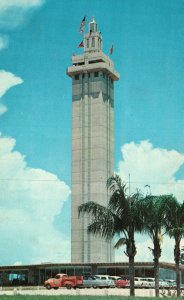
44,273,83,289
134,277,146,288
95,275,113,280
159,279,169,288
83,275,114,288
95,275,115,288
164,279,176,288
114,277,128,288
144,277,155,288
134,277,155,288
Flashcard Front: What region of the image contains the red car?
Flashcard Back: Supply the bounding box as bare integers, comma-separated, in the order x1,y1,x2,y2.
109,276,129,288
44,274,83,289
115,278,128,288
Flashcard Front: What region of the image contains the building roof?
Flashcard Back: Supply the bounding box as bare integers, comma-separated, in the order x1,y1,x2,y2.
0,261,183,272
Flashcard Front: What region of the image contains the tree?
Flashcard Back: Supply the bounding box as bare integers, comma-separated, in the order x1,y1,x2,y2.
161,196,184,297
78,174,143,296
139,195,171,297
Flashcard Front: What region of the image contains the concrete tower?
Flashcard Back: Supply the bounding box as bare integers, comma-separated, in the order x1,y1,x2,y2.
67,18,119,263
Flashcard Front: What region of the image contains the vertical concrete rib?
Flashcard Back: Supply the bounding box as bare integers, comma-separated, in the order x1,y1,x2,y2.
87,73,91,262
81,75,85,262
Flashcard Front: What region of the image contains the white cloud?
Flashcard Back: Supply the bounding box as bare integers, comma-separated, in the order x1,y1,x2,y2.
0,35,9,50
0,136,71,264
115,235,184,263
0,0,45,29
136,236,184,263
118,140,184,201
0,70,23,97
0,0,45,51
0,70,23,115
0,0,44,11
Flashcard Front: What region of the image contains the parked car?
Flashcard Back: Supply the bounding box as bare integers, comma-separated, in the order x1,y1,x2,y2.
44,274,83,289
164,279,176,287
114,277,129,288
95,275,114,280
134,277,146,288
143,277,155,288
83,275,114,288
134,277,155,288
94,275,115,288
159,279,169,288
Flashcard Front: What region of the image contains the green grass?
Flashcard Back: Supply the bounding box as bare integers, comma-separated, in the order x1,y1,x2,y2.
0,296,179,300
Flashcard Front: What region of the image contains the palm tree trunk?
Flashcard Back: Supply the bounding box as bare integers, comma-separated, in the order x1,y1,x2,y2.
128,228,136,296
129,255,135,296
174,238,181,297
154,257,160,297
153,236,161,297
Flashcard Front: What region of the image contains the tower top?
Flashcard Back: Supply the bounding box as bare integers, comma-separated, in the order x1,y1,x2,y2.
67,17,119,81
89,17,98,33
84,17,102,53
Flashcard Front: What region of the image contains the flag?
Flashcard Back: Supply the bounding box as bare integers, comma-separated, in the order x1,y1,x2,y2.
110,45,113,55
78,40,84,48
79,16,86,33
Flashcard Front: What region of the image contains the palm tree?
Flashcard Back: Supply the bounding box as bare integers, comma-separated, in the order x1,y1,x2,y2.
161,196,184,297
78,174,143,296
139,195,171,297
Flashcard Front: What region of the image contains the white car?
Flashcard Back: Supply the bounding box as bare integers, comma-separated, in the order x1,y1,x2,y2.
145,278,155,288
134,277,154,288
94,275,115,288
134,277,146,288
83,276,113,288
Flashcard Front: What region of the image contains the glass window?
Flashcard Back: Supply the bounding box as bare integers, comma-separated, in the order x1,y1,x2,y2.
66,267,74,276
60,268,67,274
74,267,84,276
97,268,107,275
107,268,115,276
94,72,99,77
75,74,79,80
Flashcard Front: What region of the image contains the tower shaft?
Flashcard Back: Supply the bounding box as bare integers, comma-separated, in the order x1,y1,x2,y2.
67,18,119,263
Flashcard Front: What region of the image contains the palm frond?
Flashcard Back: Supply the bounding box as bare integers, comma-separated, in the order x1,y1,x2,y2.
114,237,127,249
78,201,108,219
107,174,128,213
87,218,114,239
168,227,184,238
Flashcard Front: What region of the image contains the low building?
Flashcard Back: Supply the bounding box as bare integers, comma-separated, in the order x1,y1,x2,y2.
0,262,183,286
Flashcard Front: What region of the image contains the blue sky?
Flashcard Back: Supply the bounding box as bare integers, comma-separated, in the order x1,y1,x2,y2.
0,0,184,265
